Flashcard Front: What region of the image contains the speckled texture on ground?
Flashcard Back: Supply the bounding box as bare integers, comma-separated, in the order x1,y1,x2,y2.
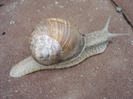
0,0,133,99
114,0,133,28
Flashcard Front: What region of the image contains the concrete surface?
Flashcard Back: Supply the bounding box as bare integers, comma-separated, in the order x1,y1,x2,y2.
114,0,133,28
0,0,133,99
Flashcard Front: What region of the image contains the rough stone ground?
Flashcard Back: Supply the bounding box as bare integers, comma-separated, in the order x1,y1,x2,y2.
113,0,133,28
0,0,133,99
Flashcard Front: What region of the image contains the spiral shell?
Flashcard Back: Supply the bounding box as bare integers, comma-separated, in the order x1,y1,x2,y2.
29,18,84,65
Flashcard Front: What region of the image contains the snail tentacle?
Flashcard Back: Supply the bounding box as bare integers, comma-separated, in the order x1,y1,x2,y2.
104,16,111,31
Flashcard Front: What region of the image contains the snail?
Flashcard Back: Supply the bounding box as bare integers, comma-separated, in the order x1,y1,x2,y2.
10,17,128,78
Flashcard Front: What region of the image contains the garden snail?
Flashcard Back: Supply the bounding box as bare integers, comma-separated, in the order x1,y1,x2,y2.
10,17,128,77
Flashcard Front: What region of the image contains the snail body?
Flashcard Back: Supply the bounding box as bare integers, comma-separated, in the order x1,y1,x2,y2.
10,17,128,77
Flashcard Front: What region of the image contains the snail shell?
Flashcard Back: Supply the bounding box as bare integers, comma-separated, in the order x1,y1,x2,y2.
29,18,85,65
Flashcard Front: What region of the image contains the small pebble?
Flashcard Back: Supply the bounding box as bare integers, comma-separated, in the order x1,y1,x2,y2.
15,90,18,92
59,6,64,8
131,41,133,45
80,74,83,77
55,1,59,5
42,6,45,8
8,79,11,82
80,8,82,11
50,90,53,93
37,9,40,12
10,20,15,24
116,7,122,12
39,88,42,94
21,0,25,4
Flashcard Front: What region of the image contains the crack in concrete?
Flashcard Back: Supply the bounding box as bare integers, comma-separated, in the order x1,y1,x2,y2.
110,0,133,28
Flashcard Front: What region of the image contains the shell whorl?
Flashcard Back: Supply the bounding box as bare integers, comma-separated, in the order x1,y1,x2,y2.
29,35,62,65
29,18,84,65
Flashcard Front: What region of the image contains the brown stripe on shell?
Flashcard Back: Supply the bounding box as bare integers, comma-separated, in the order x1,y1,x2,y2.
29,18,85,65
